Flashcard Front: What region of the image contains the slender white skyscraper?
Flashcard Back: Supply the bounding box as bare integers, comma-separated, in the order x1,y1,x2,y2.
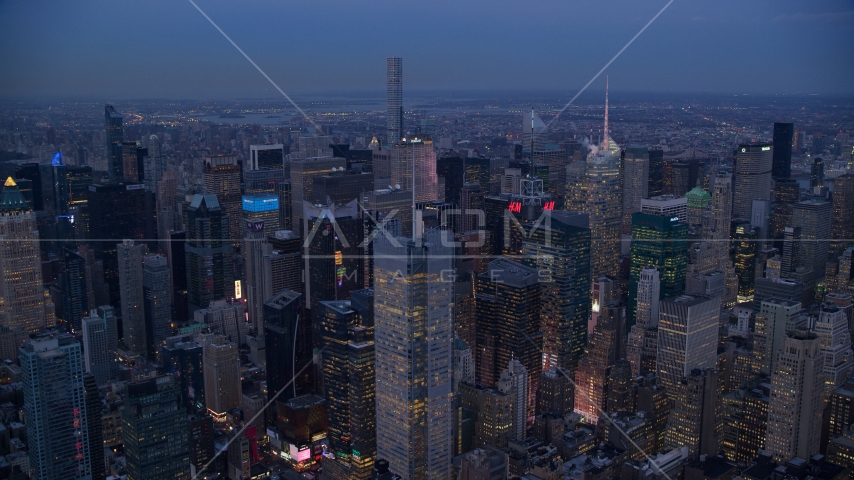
813,302,854,395
374,228,454,479
387,57,403,144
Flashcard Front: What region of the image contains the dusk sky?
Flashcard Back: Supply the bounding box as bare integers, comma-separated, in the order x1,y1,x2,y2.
1,0,853,100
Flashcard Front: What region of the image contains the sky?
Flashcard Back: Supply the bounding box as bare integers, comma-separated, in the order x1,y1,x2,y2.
1,0,853,100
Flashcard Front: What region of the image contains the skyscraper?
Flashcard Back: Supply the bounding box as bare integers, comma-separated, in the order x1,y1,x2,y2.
118,239,148,354
185,194,234,313
203,154,242,246
733,144,773,218
20,334,93,480
626,267,661,377
87,182,146,308
622,146,650,234
813,302,854,395
565,140,622,281
628,212,688,325
58,247,88,331
122,375,191,480
656,294,719,392
144,134,164,192
664,368,720,459
648,148,665,197
318,300,377,480
82,306,119,386
105,104,124,182
574,302,623,424
244,221,270,334
389,138,439,203
374,228,454,479
772,123,794,179
143,254,171,360
832,174,854,253
0,177,46,333
202,336,241,416
289,156,346,227
475,258,541,420
522,211,591,372
753,299,804,375
791,199,831,284
387,57,403,144
765,331,824,463
264,289,314,402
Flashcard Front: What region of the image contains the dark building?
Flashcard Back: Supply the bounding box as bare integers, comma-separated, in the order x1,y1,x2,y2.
187,414,215,477
14,162,43,211
310,171,375,206
122,375,191,480
161,335,205,412
66,165,93,240
264,290,314,403
475,258,541,418
812,157,825,188
436,156,465,205
733,224,759,299
84,373,106,480
770,178,801,249
58,247,88,332
184,194,233,313
331,144,373,171
522,211,591,372
772,123,794,179
304,201,364,333
87,183,146,308
670,159,700,196
648,148,665,197
628,213,688,325
465,157,492,193
267,229,304,295
105,105,124,182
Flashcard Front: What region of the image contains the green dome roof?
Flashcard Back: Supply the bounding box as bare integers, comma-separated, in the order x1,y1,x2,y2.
686,186,711,208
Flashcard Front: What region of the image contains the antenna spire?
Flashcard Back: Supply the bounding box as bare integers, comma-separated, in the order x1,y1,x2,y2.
603,75,609,150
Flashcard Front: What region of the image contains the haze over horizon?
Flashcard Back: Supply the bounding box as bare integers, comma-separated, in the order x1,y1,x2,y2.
1,0,853,101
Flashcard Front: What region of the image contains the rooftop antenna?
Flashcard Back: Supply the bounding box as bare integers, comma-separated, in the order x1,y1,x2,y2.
602,75,609,150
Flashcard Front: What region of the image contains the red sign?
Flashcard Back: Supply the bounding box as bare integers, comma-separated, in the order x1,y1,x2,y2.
543,201,555,211
508,202,522,213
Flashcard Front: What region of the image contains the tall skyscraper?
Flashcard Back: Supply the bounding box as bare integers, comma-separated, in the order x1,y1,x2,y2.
87,182,146,308
708,172,733,267
374,228,454,479
58,247,88,331
522,211,591,372
144,134,164,192
0,177,46,332
244,221,270,334
14,162,44,211
105,104,124,182
765,331,824,463
626,267,661,377
264,289,314,402
161,335,206,411
387,57,403,143
318,300,377,480
118,239,148,354
565,138,622,280
656,294,719,392
82,306,119,386
475,258,541,420
122,375,191,480
574,302,623,424
648,148,665,197
733,144,773,218
622,146,650,234
772,123,794,179
628,212,688,325
185,194,234,313
202,336,241,416
791,199,831,284
143,254,171,360
832,174,854,253
203,154,242,246
21,334,93,480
